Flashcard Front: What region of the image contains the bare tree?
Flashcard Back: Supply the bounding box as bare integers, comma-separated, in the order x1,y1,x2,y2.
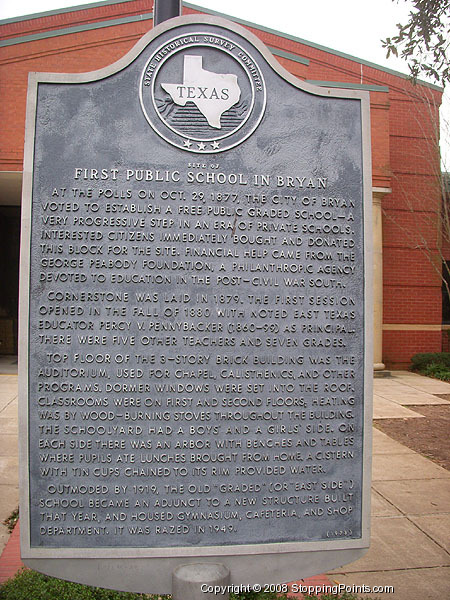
382,85,449,311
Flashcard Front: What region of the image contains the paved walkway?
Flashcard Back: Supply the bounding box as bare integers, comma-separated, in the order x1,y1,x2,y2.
0,356,19,554
330,371,450,599
0,358,449,598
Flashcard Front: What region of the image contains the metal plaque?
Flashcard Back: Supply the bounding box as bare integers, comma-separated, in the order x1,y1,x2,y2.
19,15,373,593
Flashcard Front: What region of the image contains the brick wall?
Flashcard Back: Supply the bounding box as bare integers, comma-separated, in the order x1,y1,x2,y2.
0,0,444,366
383,330,442,369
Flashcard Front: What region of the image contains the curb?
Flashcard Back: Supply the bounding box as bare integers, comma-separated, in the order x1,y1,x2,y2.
0,522,24,584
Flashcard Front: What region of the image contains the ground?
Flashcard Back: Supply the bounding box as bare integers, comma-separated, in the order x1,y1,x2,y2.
374,400,450,471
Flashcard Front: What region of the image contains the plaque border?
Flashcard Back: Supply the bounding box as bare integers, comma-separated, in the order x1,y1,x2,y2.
19,13,373,585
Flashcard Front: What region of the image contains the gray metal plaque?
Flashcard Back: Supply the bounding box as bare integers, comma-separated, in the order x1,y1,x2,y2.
19,15,373,593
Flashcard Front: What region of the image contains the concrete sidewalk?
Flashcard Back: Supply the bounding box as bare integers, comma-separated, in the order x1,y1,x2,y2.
0,357,449,598
330,372,450,598
0,356,19,553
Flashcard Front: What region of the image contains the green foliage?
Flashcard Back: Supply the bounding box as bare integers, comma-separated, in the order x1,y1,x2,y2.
0,571,372,600
304,595,359,600
0,569,161,600
410,351,450,370
410,352,450,380
421,362,450,380
231,591,284,600
381,0,450,86
2,508,18,534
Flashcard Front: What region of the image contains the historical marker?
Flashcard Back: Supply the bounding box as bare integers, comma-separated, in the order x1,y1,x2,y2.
19,15,373,594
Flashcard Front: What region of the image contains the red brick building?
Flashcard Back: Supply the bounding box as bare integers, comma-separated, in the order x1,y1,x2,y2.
0,0,444,367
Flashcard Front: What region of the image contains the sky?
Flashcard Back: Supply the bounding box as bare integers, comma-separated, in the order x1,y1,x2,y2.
0,0,448,164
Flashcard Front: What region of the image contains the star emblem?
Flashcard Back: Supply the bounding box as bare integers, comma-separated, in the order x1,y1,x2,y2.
197,142,206,151
211,141,220,149
183,139,192,148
